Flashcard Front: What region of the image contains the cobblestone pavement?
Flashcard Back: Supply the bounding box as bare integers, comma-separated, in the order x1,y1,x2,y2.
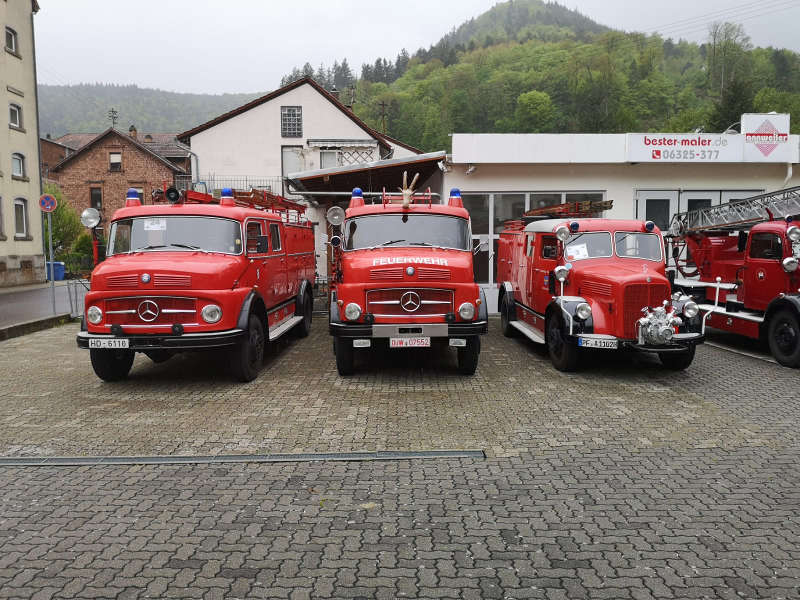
0,319,797,458
1,320,799,598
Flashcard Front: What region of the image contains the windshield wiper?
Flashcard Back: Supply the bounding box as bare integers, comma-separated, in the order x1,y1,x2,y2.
409,241,447,250
132,244,168,253
365,239,406,250
133,243,206,253
168,243,207,252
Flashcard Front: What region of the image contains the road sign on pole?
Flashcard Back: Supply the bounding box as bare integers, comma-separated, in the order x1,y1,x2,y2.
40,194,58,314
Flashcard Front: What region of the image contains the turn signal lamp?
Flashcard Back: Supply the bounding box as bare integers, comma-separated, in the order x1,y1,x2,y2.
350,187,365,209
448,188,463,208
125,188,141,207
220,187,235,207
645,220,656,232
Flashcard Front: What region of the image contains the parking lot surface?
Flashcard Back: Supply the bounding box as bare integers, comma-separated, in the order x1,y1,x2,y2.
0,319,799,598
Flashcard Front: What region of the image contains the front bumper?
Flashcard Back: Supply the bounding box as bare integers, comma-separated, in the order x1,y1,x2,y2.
569,331,705,352
77,328,246,351
330,321,488,338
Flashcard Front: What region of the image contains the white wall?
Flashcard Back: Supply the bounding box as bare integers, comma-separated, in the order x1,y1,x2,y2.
386,140,420,159
189,82,381,178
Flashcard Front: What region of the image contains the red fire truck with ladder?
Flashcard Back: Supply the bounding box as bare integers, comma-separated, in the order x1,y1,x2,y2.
325,175,488,376
667,186,800,367
497,199,704,371
77,186,315,382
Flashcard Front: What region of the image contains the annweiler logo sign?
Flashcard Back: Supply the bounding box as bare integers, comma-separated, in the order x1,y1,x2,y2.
744,119,789,157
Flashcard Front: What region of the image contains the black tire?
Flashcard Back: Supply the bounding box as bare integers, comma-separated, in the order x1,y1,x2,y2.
457,336,480,375
230,314,265,382
500,294,515,338
546,314,580,372
144,350,172,364
768,309,800,367
659,345,696,370
294,292,313,338
90,348,134,382
335,336,354,376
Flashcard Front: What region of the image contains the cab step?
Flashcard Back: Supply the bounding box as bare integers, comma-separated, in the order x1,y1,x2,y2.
510,320,545,344
268,315,304,341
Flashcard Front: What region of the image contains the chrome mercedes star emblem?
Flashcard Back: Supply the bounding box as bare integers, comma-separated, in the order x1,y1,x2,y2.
137,299,160,322
400,291,421,312
141,273,151,283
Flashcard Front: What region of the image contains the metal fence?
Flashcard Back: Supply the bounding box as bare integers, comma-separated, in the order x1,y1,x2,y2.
65,279,90,318
174,175,287,197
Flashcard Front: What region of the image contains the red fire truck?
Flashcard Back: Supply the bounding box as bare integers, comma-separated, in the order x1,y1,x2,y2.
77,186,315,382
497,200,704,371
326,180,488,376
668,187,800,367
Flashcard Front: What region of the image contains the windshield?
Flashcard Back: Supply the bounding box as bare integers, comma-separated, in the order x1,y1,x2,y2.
564,232,612,261
343,214,471,251
107,216,243,256
614,232,663,261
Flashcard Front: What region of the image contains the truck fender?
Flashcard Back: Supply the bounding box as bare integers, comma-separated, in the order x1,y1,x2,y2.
546,297,594,335
497,282,516,321
763,294,800,335
236,290,267,330
478,288,488,322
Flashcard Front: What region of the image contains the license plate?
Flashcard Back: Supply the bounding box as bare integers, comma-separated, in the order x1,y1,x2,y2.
577,337,618,349
390,337,430,348
89,338,130,349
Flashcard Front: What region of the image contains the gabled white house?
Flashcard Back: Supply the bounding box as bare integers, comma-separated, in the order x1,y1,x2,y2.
177,77,420,194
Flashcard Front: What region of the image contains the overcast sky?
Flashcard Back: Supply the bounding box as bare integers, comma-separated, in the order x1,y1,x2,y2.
34,0,800,95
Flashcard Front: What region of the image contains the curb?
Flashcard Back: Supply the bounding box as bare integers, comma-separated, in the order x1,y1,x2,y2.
0,313,74,342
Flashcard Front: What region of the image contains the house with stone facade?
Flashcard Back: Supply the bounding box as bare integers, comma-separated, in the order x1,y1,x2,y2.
48,128,188,237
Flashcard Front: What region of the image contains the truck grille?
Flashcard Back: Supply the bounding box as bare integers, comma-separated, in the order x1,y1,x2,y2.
104,296,197,326
154,274,192,288
580,281,612,297
107,274,139,289
369,268,404,281
366,288,453,317
622,283,669,339
417,268,451,281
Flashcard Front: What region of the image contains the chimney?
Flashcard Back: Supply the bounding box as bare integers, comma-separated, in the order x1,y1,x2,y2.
46,133,51,139
128,125,137,139
330,85,340,102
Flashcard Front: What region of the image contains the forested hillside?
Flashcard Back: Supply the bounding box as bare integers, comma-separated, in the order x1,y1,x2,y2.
38,84,260,137
39,0,800,152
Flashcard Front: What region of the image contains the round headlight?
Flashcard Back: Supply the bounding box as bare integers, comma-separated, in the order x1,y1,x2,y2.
87,305,103,324
682,300,699,318
344,302,362,321
458,302,475,320
555,225,570,243
575,302,592,320
201,304,222,323
787,225,800,242
783,256,799,273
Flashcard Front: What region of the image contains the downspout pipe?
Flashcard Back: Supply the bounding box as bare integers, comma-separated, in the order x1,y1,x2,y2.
783,162,793,188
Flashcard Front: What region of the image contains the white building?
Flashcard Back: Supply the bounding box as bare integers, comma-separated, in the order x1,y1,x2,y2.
1,0,43,287
178,76,421,280
445,113,800,311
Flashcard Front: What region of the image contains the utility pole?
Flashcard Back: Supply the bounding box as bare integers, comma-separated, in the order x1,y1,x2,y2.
378,101,388,134
108,108,119,128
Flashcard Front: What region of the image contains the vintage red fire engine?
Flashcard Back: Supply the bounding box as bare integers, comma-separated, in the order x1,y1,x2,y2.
668,187,800,367
77,186,315,382
326,181,488,375
497,200,704,371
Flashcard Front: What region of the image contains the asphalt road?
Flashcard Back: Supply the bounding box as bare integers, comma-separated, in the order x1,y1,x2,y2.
0,281,86,328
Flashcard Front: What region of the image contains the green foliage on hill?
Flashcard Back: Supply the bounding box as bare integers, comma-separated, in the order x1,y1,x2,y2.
38,84,261,137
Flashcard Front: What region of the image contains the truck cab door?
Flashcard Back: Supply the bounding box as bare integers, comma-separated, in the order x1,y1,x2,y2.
268,222,288,303
533,235,559,314
244,218,268,290
742,232,785,312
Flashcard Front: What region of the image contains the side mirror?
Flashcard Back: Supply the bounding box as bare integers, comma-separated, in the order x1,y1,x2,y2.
473,239,487,254
330,235,342,248
256,235,269,253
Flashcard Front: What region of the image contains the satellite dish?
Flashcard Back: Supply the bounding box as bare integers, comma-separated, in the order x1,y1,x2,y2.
327,205,345,226
80,207,101,229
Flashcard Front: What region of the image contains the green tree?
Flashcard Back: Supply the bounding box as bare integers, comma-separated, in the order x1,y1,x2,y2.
515,90,558,132
41,184,82,262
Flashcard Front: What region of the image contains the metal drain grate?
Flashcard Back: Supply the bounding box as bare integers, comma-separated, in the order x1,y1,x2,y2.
0,449,486,467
